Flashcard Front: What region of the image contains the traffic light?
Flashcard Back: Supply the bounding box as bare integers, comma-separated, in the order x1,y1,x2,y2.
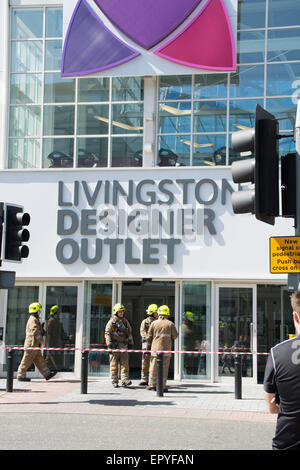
4,204,30,261
231,104,279,225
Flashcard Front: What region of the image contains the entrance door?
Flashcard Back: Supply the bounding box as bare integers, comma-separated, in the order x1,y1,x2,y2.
217,286,255,380
122,280,175,379
43,285,78,373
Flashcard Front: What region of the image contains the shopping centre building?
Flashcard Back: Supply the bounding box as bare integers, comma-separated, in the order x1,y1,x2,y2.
0,0,298,383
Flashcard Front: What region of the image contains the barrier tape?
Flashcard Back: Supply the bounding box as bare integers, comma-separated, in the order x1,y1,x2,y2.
0,346,270,355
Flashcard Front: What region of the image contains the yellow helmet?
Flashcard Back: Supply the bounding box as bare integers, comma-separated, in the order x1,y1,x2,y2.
146,304,158,315
28,302,42,314
50,305,59,316
185,311,195,322
158,305,170,316
113,303,125,315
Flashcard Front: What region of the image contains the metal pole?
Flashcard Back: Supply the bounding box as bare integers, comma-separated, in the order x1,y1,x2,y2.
81,350,89,394
6,348,14,393
156,352,164,397
234,354,242,399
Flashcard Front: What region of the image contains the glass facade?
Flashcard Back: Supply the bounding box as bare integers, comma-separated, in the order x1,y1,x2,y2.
8,1,299,169
9,7,144,169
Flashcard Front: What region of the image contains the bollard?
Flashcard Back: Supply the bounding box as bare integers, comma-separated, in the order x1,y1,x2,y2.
81,350,89,394
234,354,242,399
6,349,14,393
156,352,164,397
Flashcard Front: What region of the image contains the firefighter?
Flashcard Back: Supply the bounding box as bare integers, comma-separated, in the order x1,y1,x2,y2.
17,302,57,382
146,305,178,392
139,304,158,386
105,303,134,388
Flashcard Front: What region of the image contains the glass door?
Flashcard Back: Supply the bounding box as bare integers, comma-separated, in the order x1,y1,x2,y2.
5,284,40,373
4,283,79,376
83,281,113,377
43,285,78,373
217,286,255,380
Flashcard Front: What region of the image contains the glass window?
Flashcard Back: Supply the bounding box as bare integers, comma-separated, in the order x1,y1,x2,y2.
111,136,143,167
159,75,192,100
257,286,290,383
9,138,41,169
267,28,300,62
238,0,266,29
237,31,265,64
42,138,74,168
194,74,228,99
268,0,300,27
112,77,144,101
194,101,227,133
45,40,63,70
43,105,75,135
83,282,113,377
266,97,296,131
193,134,227,166
77,138,108,167
5,286,40,371
267,63,300,96
111,103,144,134
9,106,41,137
12,8,43,39
230,65,264,97
158,102,191,134
10,74,42,104
78,77,110,102
46,8,63,38
218,287,253,378
229,98,264,131
44,73,75,103
11,41,43,72
77,104,109,135
181,282,211,380
158,135,190,167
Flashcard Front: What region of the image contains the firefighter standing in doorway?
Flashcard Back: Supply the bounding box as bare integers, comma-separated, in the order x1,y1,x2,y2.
105,303,134,388
146,305,178,392
17,302,57,382
139,304,158,386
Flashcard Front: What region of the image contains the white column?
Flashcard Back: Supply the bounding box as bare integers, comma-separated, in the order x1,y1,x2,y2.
143,76,157,167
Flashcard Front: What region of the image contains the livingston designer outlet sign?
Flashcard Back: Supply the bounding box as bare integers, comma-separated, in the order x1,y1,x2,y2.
56,177,234,266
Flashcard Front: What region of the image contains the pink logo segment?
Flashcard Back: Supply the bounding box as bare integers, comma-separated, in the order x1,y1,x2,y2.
154,0,236,70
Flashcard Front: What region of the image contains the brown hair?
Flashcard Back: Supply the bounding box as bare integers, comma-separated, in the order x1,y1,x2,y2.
291,291,300,314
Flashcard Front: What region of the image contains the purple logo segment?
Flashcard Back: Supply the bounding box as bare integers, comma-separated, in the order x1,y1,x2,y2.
61,0,139,77
94,0,202,50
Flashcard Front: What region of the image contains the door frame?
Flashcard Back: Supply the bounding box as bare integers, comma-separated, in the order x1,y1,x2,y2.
215,283,257,383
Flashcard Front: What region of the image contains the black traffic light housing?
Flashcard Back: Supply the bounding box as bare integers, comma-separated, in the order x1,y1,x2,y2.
231,104,279,225
4,204,30,262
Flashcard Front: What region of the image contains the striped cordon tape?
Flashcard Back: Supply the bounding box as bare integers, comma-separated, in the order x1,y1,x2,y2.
1,346,270,355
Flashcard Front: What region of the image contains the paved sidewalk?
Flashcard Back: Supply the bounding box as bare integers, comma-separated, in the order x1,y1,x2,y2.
0,375,276,423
